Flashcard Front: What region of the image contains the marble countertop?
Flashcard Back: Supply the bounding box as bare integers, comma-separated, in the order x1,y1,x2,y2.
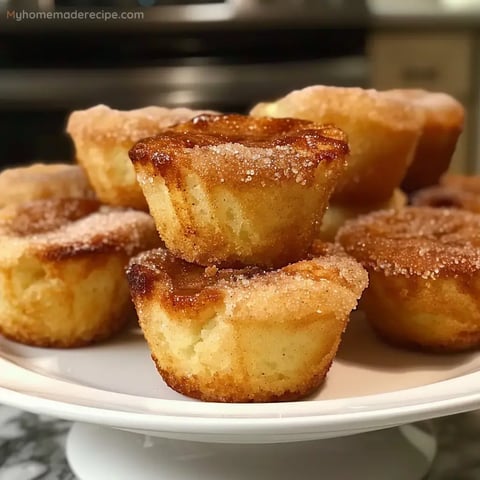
1,406,480,479
0,407,73,480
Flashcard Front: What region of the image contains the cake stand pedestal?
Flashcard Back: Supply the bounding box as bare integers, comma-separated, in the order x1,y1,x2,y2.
67,422,436,480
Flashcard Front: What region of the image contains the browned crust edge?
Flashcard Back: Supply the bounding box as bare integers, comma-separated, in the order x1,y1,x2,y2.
152,355,333,403
0,307,131,348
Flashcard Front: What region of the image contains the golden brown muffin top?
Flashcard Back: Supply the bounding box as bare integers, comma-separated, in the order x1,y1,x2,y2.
0,163,95,207
337,207,480,279
127,248,263,313
382,89,465,128
66,104,216,145
0,198,159,261
250,86,424,131
129,113,348,186
126,245,367,315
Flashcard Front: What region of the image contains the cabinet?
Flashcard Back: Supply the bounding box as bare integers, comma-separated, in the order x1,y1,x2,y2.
368,31,477,173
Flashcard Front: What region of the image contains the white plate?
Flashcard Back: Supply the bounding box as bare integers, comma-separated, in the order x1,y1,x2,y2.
1,313,480,443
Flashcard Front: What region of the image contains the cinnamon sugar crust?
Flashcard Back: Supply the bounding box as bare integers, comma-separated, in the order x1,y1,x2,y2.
129,113,349,267
413,175,480,214
0,198,159,262
67,104,215,146
127,246,368,402
0,198,159,348
0,163,95,207
66,104,215,209
382,88,465,130
250,85,423,203
127,245,367,315
383,89,464,127
129,113,348,187
337,206,480,353
337,207,480,279
252,86,422,131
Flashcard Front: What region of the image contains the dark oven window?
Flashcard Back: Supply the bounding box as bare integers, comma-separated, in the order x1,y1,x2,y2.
0,25,367,165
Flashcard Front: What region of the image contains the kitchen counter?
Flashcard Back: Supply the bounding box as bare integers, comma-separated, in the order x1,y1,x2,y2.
1,406,480,479
0,407,73,479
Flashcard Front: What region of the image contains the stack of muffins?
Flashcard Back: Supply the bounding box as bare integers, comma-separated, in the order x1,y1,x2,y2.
125,113,368,402
0,105,211,348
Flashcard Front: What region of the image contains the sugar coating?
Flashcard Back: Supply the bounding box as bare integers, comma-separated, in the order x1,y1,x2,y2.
130,114,348,187
383,89,465,126
251,85,426,204
171,143,335,186
128,244,368,304
337,207,480,279
127,243,368,402
66,104,216,145
0,163,95,207
251,85,425,129
0,198,157,260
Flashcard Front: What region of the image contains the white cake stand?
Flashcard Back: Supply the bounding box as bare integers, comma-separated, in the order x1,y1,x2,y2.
66,422,436,480
1,315,479,479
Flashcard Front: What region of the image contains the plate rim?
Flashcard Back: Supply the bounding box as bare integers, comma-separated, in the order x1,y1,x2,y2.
1,363,480,438
2,313,480,440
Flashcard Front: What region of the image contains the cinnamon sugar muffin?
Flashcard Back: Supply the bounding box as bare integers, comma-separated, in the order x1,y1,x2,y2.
0,163,94,207
129,113,349,267
126,244,368,402
67,105,213,210
0,198,159,347
382,90,464,192
250,86,423,203
337,207,480,352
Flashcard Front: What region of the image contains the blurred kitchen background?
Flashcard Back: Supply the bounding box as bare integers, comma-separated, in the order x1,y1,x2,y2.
0,0,479,173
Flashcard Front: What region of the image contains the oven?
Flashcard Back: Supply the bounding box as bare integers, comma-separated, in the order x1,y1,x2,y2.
0,0,370,165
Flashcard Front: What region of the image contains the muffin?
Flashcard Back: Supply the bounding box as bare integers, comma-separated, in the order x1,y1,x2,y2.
337,207,480,352
382,89,464,192
0,198,159,347
129,113,349,268
67,104,214,210
126,244,368,402
251,85,423,203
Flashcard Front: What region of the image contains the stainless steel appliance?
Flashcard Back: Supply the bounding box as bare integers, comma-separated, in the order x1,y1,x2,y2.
0,0,369,164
